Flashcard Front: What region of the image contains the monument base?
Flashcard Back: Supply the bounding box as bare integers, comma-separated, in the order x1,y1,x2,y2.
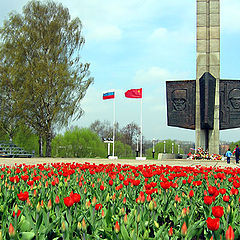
158,153,175,160
108,156,118,160
136,157,146,160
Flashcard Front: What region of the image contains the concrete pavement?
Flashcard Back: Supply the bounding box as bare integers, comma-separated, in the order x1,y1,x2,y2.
0,157,238,168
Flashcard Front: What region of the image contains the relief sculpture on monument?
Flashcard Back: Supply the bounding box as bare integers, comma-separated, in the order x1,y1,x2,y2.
220,80,240,130
166,80,195,130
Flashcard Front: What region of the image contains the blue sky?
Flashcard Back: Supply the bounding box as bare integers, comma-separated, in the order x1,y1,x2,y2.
1,0,240,142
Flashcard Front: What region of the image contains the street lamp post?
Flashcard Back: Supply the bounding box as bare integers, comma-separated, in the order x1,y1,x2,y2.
178,144,180,154
172,143,174,154
152,138,155,158
136,136,139,157
164,141,166,154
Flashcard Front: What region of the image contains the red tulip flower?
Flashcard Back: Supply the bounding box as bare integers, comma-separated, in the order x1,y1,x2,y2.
9,223,15,237
71,193,81,203
64,196,74,207
95,203,103,211
160,181,171,190
55,195,60,204
17,191,29,201
181,222,187,236
204,196,213,205
21,175,29,181
225,225,235,240
223,195,230,202
114,221,120,234
206,217,220,231
168,226,173,237
212,206,224,218
219,188,226,195
189,190,194,198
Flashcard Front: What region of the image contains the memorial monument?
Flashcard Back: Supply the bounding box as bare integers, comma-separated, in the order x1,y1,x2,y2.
166,0,240,154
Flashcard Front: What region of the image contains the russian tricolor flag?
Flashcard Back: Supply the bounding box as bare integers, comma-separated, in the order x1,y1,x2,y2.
103,90,115,100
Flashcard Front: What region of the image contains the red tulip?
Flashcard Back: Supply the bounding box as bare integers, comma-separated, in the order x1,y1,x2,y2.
219,188,226,195
21,175,29,181
17,191,29,201
71,193,81,203
181,222,187,236
9,223,15,237
55,195,60,204
95,203,103,211
160,181,171,190
189,190,194,198
212,206,224,218
64,196,74,207
223,195,230,202
225,225,235,240
204,196,213,205
168,226,173,237
115,221,120,233
206,217,220,231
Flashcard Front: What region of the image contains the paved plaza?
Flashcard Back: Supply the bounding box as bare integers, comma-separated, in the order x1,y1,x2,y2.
0,157,239,168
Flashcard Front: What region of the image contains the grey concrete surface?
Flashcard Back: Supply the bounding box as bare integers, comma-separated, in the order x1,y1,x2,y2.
0,157,238,168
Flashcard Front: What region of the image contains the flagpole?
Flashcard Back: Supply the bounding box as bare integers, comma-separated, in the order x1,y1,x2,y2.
140,97,143,158
112,92,115,157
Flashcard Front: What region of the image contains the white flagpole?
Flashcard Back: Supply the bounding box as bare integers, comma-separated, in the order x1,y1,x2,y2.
112,91,115,157
140,97,143,158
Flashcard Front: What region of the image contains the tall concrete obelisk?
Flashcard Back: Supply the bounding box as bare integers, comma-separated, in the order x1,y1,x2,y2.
196,0,220,154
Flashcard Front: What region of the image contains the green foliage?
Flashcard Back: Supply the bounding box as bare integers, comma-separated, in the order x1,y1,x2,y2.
51,127,106,158
13,126,39,155
114,141,133,158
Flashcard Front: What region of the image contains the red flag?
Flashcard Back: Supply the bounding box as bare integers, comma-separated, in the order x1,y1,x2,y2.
125,88,142,98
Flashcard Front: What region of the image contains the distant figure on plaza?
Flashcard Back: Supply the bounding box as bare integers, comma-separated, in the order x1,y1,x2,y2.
225,148,232,164
233,145,240,164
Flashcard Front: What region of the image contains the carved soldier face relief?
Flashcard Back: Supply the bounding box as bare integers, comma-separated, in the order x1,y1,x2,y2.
229,89,240,109
171,89,187,111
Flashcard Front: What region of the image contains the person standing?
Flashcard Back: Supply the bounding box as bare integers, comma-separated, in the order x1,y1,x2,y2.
225,149,232,164
233,145,240,164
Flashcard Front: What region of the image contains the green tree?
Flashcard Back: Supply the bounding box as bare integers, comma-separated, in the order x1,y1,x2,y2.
0,1,93,157
13,125,39,155
120,122,140,149
52,127,106,158
113,141,133,158
0,51,21,142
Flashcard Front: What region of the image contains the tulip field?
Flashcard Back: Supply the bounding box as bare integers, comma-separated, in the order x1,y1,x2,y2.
0,162,239,239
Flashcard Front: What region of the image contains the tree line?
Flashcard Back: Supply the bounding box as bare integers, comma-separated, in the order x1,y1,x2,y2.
0,119,183,158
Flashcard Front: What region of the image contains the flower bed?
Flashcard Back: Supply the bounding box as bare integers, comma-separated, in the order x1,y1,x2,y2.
0,162,238,239
188,148,223,161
